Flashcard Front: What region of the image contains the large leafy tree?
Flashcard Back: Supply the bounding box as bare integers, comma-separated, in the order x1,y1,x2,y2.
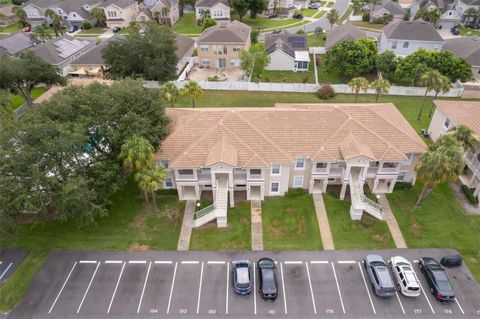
12,6,27,27
231,0,249,21
182,80,203,108
91,7,107,27
134,165,167,209
375,50,397,80
348,77,369,102
0,52,65,107
324,39,376,77
240,42,271,81
248,0,267,18
102,22,178,81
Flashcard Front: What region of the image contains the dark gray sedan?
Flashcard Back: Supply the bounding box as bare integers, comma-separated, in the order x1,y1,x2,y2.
232,260,253,295
364,254,396,297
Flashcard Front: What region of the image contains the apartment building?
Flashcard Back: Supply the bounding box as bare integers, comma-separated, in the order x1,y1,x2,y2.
428,100,480,206
155,103,427,227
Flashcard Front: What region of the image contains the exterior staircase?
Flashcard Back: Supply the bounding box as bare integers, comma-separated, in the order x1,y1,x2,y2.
349,170,384,220
192,175,229,227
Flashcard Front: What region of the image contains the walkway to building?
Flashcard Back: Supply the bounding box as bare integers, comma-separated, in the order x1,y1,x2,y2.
177,200,196,251
377,194,408,249
312,194,335,250
251,200,264,251
450,181,480,215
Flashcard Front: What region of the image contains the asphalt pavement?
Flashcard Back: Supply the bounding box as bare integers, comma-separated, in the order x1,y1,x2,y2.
0,249,28,286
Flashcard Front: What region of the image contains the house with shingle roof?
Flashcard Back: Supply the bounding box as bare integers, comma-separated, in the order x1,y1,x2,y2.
195,0,231,22
264,30,310,71
364,0,405,22
196,20,251,70
410,0,460,30
101,0,140,28
155,103,427,227
443,36,480,80
325,23,367,50
378,20,444,56
428,100,480,206
0,32,39,57
0,4,18,27
453,0,480,24
136,0,180,25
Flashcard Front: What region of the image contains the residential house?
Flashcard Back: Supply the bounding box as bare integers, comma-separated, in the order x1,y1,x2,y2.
428,100,480,206
196,20,251,70
364,0,405,22
155,103,427,227
453,0,480,25
101,0,140,28
264,0,296,18
325,23,367,50
136,0,180,25
175,33,195,73
33,35,95,75
265,30,310,71
22,0,102,28
0,32,39,57
378,21,444,56
0,4,18,27
195,0,230,22
410,0,460,29
443,37,480,80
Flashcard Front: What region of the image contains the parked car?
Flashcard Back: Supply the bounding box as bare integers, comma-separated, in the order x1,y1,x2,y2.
364,254,396,297
67,26,78,33
112,27,121,33
451,26,460,35
309,2,320,8
389,256,421,297
257,258,278,300
23,26,31,32
419,257,455,301
232,260,252,295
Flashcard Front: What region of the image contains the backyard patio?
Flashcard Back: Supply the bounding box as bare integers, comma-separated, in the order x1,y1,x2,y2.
186,65,248,82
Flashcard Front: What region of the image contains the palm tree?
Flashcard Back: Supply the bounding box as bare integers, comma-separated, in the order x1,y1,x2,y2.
464,7,477,25
12,6,28,27
33,25,52,43
91,7,107,27
370,78,390,102
134,165,167,209
427,74,450,118
369,0,383,13
161,7,170,24
415,135,464,206
199,9,210,23
44,8,62,37
448,125,479,152
153,10,161,24
417,70,443,120
348,77,370,102
182,80,203,108
162,82,180,107
118,135,155,171
427,8,441,26
326,9,339,31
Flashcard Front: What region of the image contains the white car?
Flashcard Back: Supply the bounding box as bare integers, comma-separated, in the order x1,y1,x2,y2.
389,256,421,297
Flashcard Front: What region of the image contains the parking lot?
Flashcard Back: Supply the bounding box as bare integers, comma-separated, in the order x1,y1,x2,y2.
0,249,28,286
8,249,480,319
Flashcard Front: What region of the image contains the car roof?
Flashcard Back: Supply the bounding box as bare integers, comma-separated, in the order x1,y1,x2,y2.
236,267,250,284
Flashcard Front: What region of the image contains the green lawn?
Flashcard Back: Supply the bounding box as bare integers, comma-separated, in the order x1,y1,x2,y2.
232,15,308,30
326,2,334,7
262,191,322,250
351,21,385,31
337,5,353,25
323,188,395,249
190,200,251,250
308,33,326,46
6,87,48,113
302,9,320,17
261,55,316,83
172,13,202,35
0,22,23,34
77,27,107,35
0,179,185,311
387,183,480,282
316,55,378,84
459,26,480,36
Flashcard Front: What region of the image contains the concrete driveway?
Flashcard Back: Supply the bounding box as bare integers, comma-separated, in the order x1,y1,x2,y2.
7,249,480,319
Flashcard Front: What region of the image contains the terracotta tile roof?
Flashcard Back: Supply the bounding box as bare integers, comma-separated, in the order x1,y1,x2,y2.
156,103,427,168
434,100,480,136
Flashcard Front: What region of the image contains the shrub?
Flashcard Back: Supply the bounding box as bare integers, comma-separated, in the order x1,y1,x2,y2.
393,183,413,191
293,12,304,19
207,75,221,81
314,26,323,36
286,188,307,197
461,185,479,205
315,55,322,65
296,29,305,34
12,0,24,4
362,12,370,22
302,75,310,83
316,84,335,99
82,21,92,30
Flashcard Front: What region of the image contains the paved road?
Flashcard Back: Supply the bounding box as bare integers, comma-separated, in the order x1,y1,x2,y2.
0,249,28,286
8,249,480,319
289,0,350,33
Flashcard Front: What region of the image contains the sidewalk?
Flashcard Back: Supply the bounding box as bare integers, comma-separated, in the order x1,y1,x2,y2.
377,194,408,249
177,200,196,251
313,193,335,250
251,200,263,251
449,181,480,215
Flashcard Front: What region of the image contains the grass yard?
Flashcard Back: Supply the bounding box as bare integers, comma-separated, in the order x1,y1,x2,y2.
261,55,316,83
262,190,322,250
0,22,23,34
459,26,480,36
323,188,395,249
337,5,353,25
308,33,326,46
326,2,334,7
77,27,107,35
232,15,308,30
190,200,251,250
0,179,185,311
6,87,48,113
351,21,385,31
387,183,480,282
302,9,320,17
172,13,202,35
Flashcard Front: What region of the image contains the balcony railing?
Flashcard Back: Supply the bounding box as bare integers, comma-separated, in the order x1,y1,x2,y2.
233,173,247,181
177,173,195,180
366,167,378,175
248,174,263,180
466,151,480,173
330,167,343,176
378,167,400,174
313,167,328,174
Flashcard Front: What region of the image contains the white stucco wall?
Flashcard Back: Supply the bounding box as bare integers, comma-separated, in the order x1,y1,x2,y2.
378,33,444,56
266,50,295,71
428,107,451,141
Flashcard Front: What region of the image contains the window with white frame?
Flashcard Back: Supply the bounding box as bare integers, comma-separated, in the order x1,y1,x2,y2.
293,175,304,187
270,182,279,193
200,168,211,173
403,41,409,48
200,45,208,52
330,162,339,168
443,118,451,129
202,59,210,65
159,159,170,168
271,164,280,175
233,44,241,52
295,158,305,169
397,171,406,181
230,59,240,66
165,177,173,188
391,41,397,49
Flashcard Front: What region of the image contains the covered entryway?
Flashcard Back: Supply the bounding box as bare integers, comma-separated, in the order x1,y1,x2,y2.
249,185,262,200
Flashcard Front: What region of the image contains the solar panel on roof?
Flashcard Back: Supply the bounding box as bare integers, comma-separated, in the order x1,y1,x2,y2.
53,38,91,59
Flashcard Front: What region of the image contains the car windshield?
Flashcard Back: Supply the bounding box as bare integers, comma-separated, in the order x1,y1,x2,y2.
259,259,275,269
236,267,250,288
371,261,386,267
261,269,276,290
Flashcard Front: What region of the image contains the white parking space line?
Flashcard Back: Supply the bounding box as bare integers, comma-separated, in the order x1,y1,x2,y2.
280,262,288,314
455,298,465,315
253,262,257,315
48,261,78,314
128,260,146,264
154,261,172,264
207,261,225,264
395,291,406,315
77,262,101,313
79,260,97,264
305,262,317,315
331,262,346,314
225,261,229,315
137,261,152,314
166,262,178,314
196,262,204,314
0,262,13,280
413,260,419,263
310,261,328,264
107,261,126,314
181,261,199,264
284,261,302,264
413,270,435,314
105,260,122,264
338,260,356,264
358,262,376,314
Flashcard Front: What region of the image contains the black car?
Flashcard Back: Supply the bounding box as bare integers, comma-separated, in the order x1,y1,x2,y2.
112,27,121,33
232,260,252,295
419,257,455,301
451,26,460,35
257,258,278,300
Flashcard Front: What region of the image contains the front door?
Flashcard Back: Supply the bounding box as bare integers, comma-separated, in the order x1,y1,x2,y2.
217,58,226,69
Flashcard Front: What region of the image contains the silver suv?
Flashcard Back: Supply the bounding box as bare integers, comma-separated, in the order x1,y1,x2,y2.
364,254,396,297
